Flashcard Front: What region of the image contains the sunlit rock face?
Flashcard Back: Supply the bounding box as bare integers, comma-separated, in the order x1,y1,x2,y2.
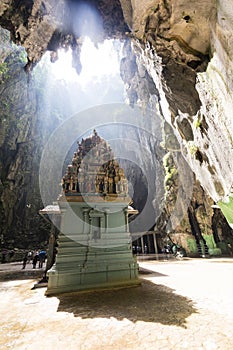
119,0,233,251
0,0,65,69
0,27,52,248
119,0,233,204
0,0,128,71
1,0,233,252
121,0,215,116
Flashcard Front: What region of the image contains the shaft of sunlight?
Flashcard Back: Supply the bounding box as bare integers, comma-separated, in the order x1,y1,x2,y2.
50,37,122,86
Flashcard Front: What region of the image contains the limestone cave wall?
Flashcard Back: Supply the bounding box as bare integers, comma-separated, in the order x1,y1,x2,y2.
0,0,233,255
119,0,233,204
0,27,51,249
119,0,233,254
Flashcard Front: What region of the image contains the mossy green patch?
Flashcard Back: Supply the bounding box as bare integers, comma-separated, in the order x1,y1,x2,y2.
187,237,198,254
203,234,216,249
218,193,233,229
203,234,222,255
217,242,229,254
0,62,8,75
208,248,222,256
187,141,198,156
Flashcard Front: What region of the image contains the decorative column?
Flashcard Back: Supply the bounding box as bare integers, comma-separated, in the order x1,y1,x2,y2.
82,208,89,233
153,233,158,254
100,217,103,234
89,216,92,235
124,208,129,232
104,209,109,232
141,236,144,254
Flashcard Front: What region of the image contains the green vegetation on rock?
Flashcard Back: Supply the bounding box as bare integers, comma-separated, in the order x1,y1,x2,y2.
218,193,233,229
202,233,221,255
187,237,198,254
0,62,8,75
163,152,178,189
187,141,198,156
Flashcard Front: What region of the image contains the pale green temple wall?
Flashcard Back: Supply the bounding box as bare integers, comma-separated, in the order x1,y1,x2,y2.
46,198,139,295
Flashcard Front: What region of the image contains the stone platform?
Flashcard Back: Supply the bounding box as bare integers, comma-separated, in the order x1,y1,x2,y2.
1,258,233,349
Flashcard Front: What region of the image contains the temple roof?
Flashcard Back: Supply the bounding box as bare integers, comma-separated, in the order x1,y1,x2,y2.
61,130,129,200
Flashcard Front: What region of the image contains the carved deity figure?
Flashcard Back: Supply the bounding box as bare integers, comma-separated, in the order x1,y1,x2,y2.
104,176,108,193
114,175,120,193
108,177,114,193
95,176,100,193
86,180,92,193
99,179,104,192
78,173,85,193
122,178,128,194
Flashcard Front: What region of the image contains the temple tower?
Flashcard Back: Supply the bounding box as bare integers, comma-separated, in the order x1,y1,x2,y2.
46,130,139,295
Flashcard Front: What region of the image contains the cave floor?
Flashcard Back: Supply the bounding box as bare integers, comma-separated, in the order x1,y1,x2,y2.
1,258,233,350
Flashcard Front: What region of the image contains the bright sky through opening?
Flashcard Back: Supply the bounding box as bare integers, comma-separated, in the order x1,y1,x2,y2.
50,37,121,85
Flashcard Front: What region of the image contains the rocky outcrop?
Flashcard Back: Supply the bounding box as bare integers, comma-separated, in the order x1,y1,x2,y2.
1,0,233,255
118,1,233,254
119,1,233,206
0,0,128,71
0,27,50,249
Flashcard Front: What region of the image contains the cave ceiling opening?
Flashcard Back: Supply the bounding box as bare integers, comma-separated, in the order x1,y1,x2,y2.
35,36,126,112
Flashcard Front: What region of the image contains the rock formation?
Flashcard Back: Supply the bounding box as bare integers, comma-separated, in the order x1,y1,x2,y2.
1,0,233,255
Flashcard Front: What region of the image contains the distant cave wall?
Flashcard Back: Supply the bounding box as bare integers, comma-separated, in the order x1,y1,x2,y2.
119,0,233,205
155,148,233,256
120,33,233,254
120,0,215,116
0,28,52,249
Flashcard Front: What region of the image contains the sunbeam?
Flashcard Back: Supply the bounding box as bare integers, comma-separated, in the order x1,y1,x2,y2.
50,37,122,86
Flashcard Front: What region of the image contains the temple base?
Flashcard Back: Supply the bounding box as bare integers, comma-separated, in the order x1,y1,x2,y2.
45,199,140,296
46,264,139,296
46,241,139,296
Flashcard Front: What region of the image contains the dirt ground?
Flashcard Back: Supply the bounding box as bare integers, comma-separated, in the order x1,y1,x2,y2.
1,258,233,350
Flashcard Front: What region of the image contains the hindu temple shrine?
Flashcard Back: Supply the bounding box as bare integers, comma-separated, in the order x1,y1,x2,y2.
45,130,139,295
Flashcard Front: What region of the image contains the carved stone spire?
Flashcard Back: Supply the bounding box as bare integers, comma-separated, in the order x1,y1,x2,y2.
61,130,128,197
